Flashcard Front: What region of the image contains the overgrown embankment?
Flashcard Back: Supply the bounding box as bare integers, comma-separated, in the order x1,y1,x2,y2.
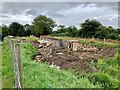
22,43,101,88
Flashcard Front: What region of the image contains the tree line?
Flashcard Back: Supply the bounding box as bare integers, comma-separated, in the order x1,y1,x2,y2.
1,15,120,40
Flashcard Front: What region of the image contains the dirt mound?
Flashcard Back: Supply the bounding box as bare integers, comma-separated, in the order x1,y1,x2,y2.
35,50,97,74
31,40,118,74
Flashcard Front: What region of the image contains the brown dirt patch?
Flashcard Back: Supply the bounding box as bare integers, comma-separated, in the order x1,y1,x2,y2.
31,40,118,74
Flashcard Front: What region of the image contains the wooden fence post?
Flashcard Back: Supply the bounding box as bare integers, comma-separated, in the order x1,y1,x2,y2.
10,39,18,88
15,41,23,89
104,38,105,44
9,39,23,89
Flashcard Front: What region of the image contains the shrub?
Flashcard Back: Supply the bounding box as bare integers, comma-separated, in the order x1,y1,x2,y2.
106,33,120,40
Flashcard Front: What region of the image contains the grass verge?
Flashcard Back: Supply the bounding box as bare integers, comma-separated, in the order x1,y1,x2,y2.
2,38,15,88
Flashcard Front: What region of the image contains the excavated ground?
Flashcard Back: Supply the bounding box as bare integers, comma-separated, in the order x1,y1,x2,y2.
31,40,118,74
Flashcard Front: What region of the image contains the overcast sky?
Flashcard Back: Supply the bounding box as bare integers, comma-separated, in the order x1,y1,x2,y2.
1,2,118,28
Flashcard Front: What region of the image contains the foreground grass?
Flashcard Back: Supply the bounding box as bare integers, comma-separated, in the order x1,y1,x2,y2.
22,43,101,88
1,36,38,88
2,38,15,88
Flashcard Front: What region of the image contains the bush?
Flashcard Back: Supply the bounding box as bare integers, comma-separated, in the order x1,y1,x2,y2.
106,33,120,40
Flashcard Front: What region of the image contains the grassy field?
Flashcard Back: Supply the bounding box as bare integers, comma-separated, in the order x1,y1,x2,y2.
2,36,119,88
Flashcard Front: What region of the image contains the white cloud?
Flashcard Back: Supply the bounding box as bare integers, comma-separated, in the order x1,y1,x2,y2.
56,3,104,16
96,14,118,21
25,8,31,13
1,13,33,25
54,3,114,27
108,18,113,21
53,3,118,28
93,17,98,19
1,2,118,28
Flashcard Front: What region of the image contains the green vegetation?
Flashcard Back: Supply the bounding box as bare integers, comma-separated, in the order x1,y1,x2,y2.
1,15,120,41
1,15,56,37
2,38,15,88
22,43,101,88
2,22,31,37
88,72,118,88
2,37,119,88
51,19,120,40
31,15,56,36
88,54,119,88
78,39,120,48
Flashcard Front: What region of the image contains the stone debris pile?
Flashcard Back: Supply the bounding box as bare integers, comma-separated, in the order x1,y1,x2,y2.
31,37,118,74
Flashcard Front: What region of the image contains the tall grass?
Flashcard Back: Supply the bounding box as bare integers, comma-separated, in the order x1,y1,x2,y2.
2,38,15,88
87,53,119,88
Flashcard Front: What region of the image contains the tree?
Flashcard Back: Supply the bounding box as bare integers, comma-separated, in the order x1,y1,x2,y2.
57,25,66,33
94,26,119,40
2,25,9,36
80,19,102,38
24,24,31,36
107,26,116,33
94,26,111,39
66,26,78,37
116,28,120,34
32,15,56,37
106,33,120,40
9,22,22,36
17,25,26,36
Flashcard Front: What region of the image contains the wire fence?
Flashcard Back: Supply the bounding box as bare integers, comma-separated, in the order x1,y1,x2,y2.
9,38,23,89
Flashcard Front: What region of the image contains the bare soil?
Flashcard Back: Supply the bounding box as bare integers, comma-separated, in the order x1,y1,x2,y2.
31,40,118,74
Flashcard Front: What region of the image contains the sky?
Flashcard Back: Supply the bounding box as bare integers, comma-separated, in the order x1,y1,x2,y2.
1,2,119,29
